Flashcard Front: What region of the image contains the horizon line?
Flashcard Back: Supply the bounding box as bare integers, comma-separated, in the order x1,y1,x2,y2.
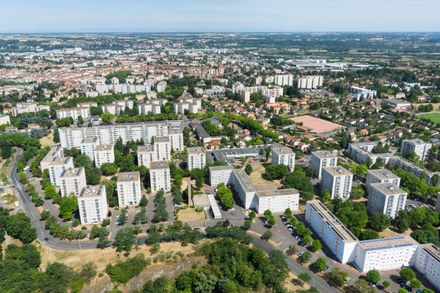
1,31,440,35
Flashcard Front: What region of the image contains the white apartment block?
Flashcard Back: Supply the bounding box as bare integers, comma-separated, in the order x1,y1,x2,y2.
297,76,323,89
59,167,87,197
414,244,440,291
350,86,377,100
388,156,440,186
348,142,392,166
311,150,338,179
401,139,432,162
150,161,171,193
366,169,401,187
321,166,353,200
11,102,50,117
305,200,358,264
274,74,294,86
156,81,167,93
58,121,181,149
168,127,184,152
174,97,202,114
138,101,163,115
40,145,64,171
255,189,299,214
117,171,142,207
272,145,295,172
367,183,407,219
354,236,418,273
209,166,234,187
154,136,171,162
80,137,98,162
261,86,283,103
137,145,155,169
56,107,91,120
48,157,74,186
94,145,115,168
78,184,108,225
187,147,206,171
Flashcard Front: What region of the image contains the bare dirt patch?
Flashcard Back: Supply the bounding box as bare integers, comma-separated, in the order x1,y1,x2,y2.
248,162,282,188
39,129,55,147
284,271,311,292
176,207,206,222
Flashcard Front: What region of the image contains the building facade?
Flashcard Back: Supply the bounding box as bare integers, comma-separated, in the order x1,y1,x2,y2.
94,145,115,168
78,184,108,225
150,161,171,193
48,157,74,186
400,139,432,162
59,167,87,197
187,147,206,171
311,150,338,179
272,145,295,172
117,171,142,207
321,166,353,200
367,183,407,219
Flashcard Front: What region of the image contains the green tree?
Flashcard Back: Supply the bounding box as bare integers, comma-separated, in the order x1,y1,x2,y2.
79,262,97,284
366,269,381,284
325,267,349,287
249,211,256,219
139,196,148,207
297,272,311,286
113,227,137,255
118,208,128,225
400,267,416,282
368,213,391,232
59,196,78,220
313,257,327,272
382,280,390,289
245,164,253,175
243,219,252,230
100,163,118,176
299,251,312,263
410,279,421,289
100,112,115,124
310,240,322,252
6,212,37,244
353,279,375,293
216,183,235,209
133,207,148,224
261,231,272,241
264,164,289,180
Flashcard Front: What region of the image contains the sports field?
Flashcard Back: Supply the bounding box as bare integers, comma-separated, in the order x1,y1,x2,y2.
418,112,440,123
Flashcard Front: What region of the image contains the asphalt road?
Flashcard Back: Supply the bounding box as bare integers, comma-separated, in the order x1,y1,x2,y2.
9,148,337,292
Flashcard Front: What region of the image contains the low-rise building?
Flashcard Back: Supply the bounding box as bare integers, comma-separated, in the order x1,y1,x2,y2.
311,150,338,179
78,184,108,225
367,183,407,219
321,166,353,200
117,171,142,207
150,161,171,193
59,167,87,197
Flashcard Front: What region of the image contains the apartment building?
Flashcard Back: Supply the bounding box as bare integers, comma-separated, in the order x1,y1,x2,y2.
117,171,142,207
354,236,418,273
305,200,359,264
400,139,432,162
138,100,163,115
11,102,50,117
388,156,440,186
366,169,401,187
272,145,295,172
80,137,98,162
414,244,440,291
254,189,299,214
348,142,392,166
274,74,294,86
94,145,115,168
154,136,171,162
209,166,234,187
59,167,87,197
367,183,407,219
56,107,91,120
137,145,155,169
311,150,338,179
174,97,202,114
40,145,64,171
297,76,323,89
150,161,171,193
321,166,353,200
78,184,108,225
187,147,206,171
48,157,74,186
350,86,377,100
58,122,184,152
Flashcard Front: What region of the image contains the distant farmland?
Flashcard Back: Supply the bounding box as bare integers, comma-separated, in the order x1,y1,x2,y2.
418,113,440,123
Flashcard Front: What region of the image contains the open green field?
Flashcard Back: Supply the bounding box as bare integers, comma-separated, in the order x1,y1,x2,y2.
418,112,440,123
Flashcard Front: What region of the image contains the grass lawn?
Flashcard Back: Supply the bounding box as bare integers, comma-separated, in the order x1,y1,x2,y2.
418,112,440,123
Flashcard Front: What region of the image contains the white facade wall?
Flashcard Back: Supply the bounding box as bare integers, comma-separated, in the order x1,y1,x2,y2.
154,137,171,162
209,166,234,187
321,166,353,200
150,162,171,193
48,157,74,186
94,145,115,168
80,138,98,162
367,183,407,219
187,147,206,171
255,190,299,214
59,167,87,197
78,185,108,225
311,151,338,179
117,172,142,207
56,107,91,120
401,139,432,162
137,145,155,169
414,245,440,291
272,146,295,172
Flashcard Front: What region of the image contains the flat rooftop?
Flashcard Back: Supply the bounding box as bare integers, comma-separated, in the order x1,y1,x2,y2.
312,150,338,159
370,183,406,195
419,244,440,263
323,166,352,177
187,147,205,155
81,137,98,144
209,166,234,172
155,136,170,143
48,156,73,166
80,185,105,198
95,144,113,151
403,139,430,145
60,167,84,178
256,188,299,198
272,145,294,155
368,169,399,180
150,161,169,170
117,171,140,182
209,146,264,164
137,145,154,153
308,200,358,243
358,236,418,251
290,115,345,134
232,169,256,193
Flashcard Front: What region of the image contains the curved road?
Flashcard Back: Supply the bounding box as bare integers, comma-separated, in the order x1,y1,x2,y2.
9,149,336,292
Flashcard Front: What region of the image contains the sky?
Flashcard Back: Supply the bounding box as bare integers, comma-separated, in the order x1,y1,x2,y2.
1,0,440,33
